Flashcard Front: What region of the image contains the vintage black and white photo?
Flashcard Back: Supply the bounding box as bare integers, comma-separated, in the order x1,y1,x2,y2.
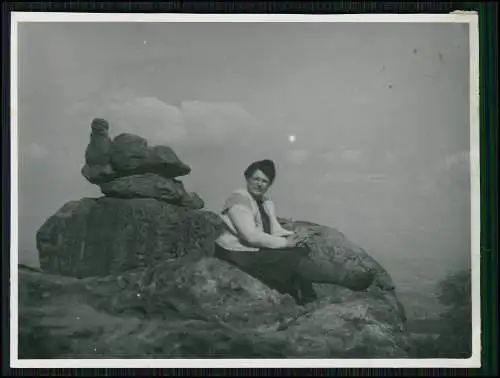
11,12,480,368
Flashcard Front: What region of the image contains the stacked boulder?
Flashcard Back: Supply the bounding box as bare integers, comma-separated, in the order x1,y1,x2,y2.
81,118,203,210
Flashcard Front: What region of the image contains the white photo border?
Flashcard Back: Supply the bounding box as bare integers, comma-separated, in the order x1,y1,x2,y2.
10,11,481,369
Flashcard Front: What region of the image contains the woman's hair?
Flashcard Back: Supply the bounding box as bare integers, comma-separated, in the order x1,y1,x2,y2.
244,159,276,184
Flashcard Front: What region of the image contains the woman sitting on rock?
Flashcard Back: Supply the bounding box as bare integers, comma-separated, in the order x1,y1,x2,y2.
214,159,375,305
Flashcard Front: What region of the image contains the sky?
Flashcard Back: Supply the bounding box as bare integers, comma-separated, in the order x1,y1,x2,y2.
16,21,472,317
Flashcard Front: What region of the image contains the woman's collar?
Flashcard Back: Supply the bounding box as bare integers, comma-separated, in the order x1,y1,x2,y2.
244,189,270,203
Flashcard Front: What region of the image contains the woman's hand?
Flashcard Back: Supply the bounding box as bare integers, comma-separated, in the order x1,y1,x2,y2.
296,228,320,240
285,233,309,248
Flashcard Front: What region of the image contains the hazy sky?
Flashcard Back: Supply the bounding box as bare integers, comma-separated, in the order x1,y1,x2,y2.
16,21,471,309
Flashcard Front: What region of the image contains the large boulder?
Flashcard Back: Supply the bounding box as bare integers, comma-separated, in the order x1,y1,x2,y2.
80,121,198,206
179,191,205,211
81,119,119,185
109,133,191,178
81,163,119,185
278,218,397,293
37,197,222,278
108,133,150,173
84,118,112,166
99,174,204,210
148,145,192,178
18,256,409,358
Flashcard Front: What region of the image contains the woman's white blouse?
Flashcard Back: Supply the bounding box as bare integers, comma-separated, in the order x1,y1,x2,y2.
215,188,294,251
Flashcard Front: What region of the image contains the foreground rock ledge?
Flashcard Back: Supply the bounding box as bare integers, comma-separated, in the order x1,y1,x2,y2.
19,258,410,359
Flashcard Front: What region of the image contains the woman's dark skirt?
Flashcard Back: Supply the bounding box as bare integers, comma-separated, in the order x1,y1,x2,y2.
214,243,310,292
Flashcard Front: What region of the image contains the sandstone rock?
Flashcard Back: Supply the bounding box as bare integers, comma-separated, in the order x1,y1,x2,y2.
30,198,410,358
37,198,402,303
148,145,191,178
278,218,397,293
36,199,98,278
37,197,224,278
179,191,205,210
99,173,183,201
99,174,204,209
81,163,119,185
81,119,118,185
277,217,407,325
84,118,112,166
109,133,191,178
109,133,150,173
18,257,409,358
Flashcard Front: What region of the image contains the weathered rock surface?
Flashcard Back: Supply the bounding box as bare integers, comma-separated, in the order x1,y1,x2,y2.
109,133,191,178
99,174,183,201
81,120,196,207
179,191,205,211
99,174,204,210
19,254,409,358
37,198,222,278
84,118,112,166
29,196,409,358
81,119,119,185
148,145,192,178
81,163,119,185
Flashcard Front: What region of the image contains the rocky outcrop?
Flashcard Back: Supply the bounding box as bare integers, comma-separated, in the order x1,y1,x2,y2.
37,198,224,278
84,118,112,166
19,260,409,358
108,133,191,178
28,195,410,358
99,174,202,208
81,118,200,209
21,118,410,358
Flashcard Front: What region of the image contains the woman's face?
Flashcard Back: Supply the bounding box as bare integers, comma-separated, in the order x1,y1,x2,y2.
246,169,271,198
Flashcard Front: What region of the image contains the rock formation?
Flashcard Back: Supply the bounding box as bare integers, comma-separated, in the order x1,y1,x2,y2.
27,198,409,359
81,118,200,209
19,118,410,359
19,259,409,359
36,198,223,278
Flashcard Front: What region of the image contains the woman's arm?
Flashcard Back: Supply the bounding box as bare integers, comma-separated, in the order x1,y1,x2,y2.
272,224,295,237
227,205,289,249
266,201,295,237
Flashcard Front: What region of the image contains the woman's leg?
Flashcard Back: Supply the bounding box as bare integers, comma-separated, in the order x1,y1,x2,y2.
214,244,304,299
214,244,373,304
296,257,375,291
291,275,318,305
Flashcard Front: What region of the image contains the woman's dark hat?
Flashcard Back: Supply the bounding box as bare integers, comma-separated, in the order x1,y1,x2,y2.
244,159,276,183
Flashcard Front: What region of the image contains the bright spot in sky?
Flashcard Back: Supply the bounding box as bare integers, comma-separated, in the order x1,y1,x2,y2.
289,135,296,143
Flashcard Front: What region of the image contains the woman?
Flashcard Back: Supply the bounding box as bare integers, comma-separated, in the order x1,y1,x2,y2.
214,159,375,305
